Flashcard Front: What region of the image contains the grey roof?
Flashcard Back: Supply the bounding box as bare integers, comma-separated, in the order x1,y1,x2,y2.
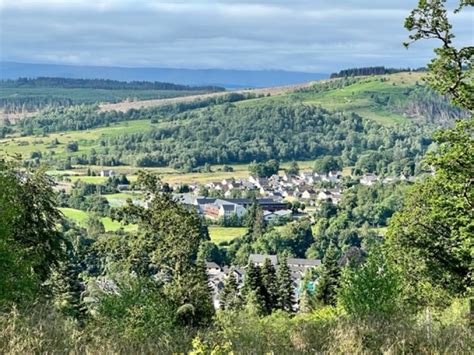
222,204,236,211
287,258,321,267
196,197,217,205
249,254,278,265
206,262,220,269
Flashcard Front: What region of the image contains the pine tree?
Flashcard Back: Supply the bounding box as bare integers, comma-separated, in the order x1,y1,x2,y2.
260,257,278,314
276,257,294,312
315,243,341,306
245,198,266,241
242,260,265,313
48,252,86,321
220,269,242,311
252,207,266,241
299,283,315,313
176,256,215,325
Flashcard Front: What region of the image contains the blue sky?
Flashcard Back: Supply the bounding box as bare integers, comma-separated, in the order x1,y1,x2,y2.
0,0,472,73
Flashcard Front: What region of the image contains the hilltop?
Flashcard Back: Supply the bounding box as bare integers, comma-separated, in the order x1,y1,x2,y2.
0,72,467,175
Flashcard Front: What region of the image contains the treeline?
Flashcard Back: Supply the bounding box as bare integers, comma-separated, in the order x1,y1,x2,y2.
0,97,74,114
17,92,261,134
0,77,225,92
330,66,427,78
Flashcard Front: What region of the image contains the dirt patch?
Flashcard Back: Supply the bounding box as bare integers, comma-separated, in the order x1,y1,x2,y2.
99,82,316,112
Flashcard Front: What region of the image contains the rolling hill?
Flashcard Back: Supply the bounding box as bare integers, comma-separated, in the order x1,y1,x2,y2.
0,72,467,177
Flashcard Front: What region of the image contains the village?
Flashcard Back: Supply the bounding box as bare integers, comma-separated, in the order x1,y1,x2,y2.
59,167,417,309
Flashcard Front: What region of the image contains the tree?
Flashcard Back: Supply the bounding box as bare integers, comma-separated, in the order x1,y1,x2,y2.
65,141,79,152
385,0,473,306
241,260,265,313
220,269,242,311
249,160,280,178
85,214,105,236
115,172,214,325
286,160,300,176
0,159,65,308
276,257,294,312
313,156,341,174
314,244,341,306
404,0,473,112
260,258,278,314
339,246,401,318
245,199,266,241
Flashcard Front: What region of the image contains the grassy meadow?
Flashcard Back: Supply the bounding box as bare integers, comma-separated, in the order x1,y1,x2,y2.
59,207,137,232
60,207,246,243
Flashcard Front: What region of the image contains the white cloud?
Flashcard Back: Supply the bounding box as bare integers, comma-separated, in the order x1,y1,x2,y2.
0,0,472,72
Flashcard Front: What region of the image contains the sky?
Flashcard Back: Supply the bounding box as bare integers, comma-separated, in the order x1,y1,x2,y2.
0,0,472,73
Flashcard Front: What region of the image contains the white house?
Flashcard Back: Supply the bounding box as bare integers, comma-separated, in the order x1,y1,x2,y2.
100,169,115,177
360,173,379,186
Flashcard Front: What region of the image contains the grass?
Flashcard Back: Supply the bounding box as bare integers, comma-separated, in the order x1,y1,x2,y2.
289,72,426,126
45,159,320,186
208,226,247,244
0,119,155,157
59,207,137,232
59,208,244,240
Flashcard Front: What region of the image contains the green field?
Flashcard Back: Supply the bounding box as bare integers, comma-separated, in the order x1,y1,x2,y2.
59,207,137,232
292,72,425,125
60,207,245,241
208,226,247,244
0,119,156,157
238,72,425,126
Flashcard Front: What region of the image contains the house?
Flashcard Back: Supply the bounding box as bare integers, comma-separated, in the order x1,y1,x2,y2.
317,189,333,201
301,188,317,200
360,173,379,186
300,171,315,184
328,170,343,180
249,254,278,266
203,199,247,220
382,176,397,184
117,184,130,191
100,169,115,177
287,258,321,269
206,262,221,275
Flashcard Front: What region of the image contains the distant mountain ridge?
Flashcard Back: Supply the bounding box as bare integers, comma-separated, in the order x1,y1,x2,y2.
0,62,327,89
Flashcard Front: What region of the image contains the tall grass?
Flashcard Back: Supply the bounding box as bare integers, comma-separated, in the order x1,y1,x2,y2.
0,300,471,354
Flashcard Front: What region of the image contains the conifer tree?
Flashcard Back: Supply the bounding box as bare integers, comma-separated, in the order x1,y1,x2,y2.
260,257,278,314
276,257,294,312
298,283,314,313
252,207,266,241
241,260,265,313
220,269,242,311
48,249,86,321
245,198,266,241
315,243,341,306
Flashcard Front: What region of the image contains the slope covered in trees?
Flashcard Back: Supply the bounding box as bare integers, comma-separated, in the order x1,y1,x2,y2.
1,71,466,174
0,77,225,114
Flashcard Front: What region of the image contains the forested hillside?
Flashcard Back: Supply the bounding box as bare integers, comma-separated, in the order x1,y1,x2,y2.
0,77,225,114
0,71,466,175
